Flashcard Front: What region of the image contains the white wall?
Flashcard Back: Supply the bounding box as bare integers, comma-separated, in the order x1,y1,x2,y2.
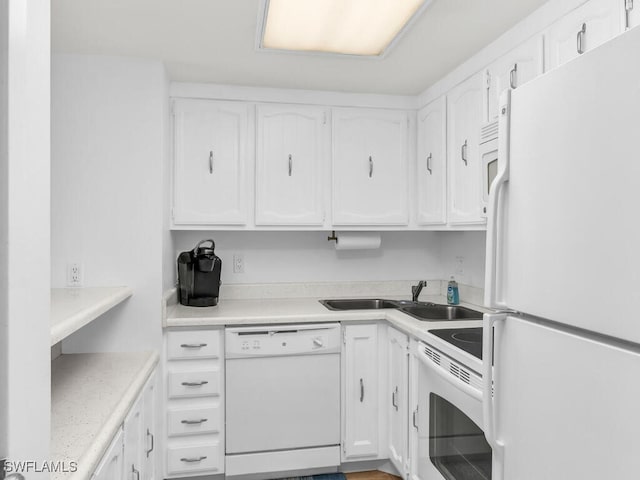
438,231,487,289
169,230,487,287
51,54,166,353
1,0,51,472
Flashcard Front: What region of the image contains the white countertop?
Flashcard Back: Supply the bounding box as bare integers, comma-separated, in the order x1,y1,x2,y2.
51,350,159,480
166,294,489,342
51,287,133,345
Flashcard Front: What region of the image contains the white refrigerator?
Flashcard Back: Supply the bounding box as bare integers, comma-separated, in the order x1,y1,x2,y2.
483,26,640,480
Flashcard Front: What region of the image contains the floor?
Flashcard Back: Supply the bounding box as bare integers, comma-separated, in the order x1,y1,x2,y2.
345,472,401,480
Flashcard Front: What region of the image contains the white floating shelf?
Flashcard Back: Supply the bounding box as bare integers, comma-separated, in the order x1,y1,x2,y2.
50,286,133,345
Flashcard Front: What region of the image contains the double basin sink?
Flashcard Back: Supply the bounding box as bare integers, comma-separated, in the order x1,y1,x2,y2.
320,298,482,321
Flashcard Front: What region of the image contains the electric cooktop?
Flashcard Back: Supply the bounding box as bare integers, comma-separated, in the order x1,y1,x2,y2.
428,327,483,360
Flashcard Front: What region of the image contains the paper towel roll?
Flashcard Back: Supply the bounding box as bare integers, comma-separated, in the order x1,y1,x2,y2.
334,232,382,250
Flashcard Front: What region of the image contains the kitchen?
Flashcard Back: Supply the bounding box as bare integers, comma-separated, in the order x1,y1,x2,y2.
2,0,640,479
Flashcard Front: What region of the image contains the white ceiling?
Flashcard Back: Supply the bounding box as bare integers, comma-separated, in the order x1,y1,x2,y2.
51,0,549,95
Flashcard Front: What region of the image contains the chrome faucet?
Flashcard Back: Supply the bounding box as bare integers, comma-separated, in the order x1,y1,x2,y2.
411,280,427,302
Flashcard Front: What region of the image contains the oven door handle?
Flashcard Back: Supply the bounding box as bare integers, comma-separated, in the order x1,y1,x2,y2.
417,348,482,402
483,312,506,479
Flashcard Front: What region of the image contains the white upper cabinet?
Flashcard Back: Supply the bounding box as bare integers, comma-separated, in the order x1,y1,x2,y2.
172,99,250,226
447,72,485,225
545,0,624,70
485,35,544,122
416,97,447,225
255,104,327,226
627,0,639,29
332,108,409,226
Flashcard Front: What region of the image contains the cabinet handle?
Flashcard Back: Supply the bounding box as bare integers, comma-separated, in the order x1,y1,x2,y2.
577,23,586,54
413,407,419,430
180,343,207,348
181,381,209,387
360,378,364,402
146,428,154,457
181,418,208,425
626,0,634,29
132,465,140,480
461,140,468,165
181,456,207,463
392,386,399,411
368,156,373,178
208,151,214,174
426,153,433,175
509,63,518,89
288,154,293,176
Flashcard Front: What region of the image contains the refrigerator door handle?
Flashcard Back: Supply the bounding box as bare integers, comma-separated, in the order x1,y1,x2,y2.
485,89,511,309
483,312,506,479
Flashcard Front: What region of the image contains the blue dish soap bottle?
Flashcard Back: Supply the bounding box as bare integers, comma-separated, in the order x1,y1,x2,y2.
447,276,459,305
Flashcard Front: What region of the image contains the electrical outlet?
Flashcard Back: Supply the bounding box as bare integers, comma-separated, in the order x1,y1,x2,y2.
67,263,83,287
455,256,465,276
233,254,245,274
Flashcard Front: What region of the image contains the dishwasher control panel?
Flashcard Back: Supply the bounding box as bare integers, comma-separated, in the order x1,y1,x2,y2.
225,323,341,358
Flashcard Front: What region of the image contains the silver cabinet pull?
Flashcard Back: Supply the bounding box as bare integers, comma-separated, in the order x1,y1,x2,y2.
392,386,399,411
413,407,419,430
181,456,207,463
509,63,518,89
461,140,468,165
180,343,207,348
208,151,214,174
288,154,293,176
132,465,140,480
181,381,209,387
359,378,364,402
368,156,373,178
577,23,586,54
146,428,154,457
181,418,208,425
426,153,433,174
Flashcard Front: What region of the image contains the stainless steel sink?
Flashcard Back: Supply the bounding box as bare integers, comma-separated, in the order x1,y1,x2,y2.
319,298,402,311
400,304,482,321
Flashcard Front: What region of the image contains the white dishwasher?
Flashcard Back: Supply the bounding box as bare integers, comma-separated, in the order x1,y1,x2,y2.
225,323,341,477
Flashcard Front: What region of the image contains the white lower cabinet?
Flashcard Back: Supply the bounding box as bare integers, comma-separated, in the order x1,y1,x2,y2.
408,339,425,480
342,323,382,460
92,371,157,480
387,327,409,478
164,328,225,478
92,428,125,480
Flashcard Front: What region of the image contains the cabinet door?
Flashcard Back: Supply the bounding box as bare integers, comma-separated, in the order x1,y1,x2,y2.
123,395,145,480
173,99,249,225
408,341,423,480
142,373,157,480
447,72,484,225
256,104,326,225
333,108,409,225
627,0,639,29
485,35,544,122
92,428,124,480
387,327,409,478
343,324,379,459
416,97,447,225
545,0,624,70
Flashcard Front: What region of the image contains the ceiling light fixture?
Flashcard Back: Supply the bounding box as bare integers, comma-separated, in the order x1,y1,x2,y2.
257,0,430,57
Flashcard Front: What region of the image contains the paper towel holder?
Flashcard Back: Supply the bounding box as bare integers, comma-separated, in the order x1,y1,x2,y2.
327,230,338,243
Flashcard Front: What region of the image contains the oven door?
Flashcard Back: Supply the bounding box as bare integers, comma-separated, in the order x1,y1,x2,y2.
414,342,491,480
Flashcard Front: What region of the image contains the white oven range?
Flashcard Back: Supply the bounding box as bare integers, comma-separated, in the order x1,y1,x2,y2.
410,328,492,480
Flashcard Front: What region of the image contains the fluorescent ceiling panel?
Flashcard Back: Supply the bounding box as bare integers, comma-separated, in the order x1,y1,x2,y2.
262,0,427,56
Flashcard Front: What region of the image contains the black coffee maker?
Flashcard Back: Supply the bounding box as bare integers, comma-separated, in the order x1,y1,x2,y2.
177,239,222,307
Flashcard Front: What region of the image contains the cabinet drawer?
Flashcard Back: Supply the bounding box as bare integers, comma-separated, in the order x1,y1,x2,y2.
167,330,221,360
167,407,221,436
167,370,220,398
167,443,223,476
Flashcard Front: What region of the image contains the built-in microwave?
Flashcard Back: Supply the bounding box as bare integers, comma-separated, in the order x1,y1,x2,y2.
480,120,499,218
